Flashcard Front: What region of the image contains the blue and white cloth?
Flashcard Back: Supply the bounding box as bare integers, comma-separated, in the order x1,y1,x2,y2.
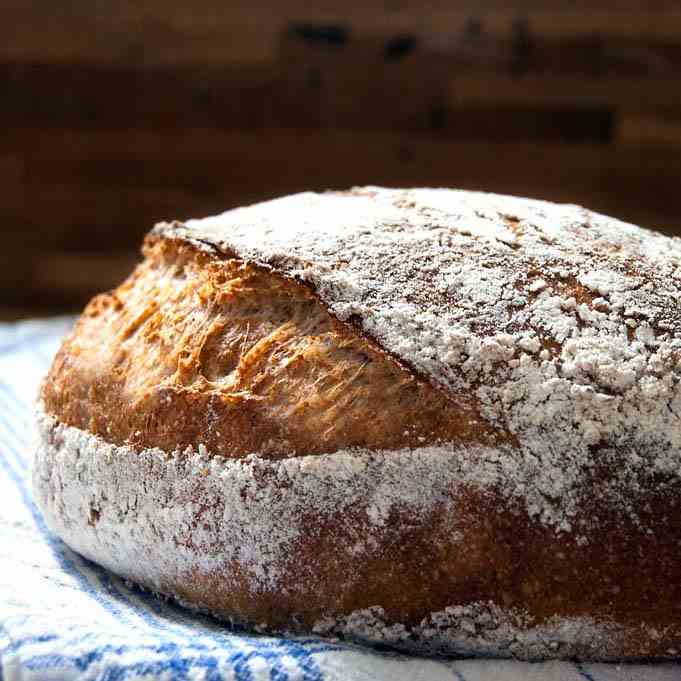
1,317,679,681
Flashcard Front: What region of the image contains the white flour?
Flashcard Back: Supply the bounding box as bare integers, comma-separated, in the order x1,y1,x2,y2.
34,409,508,593
35,411,648,660
154,187,681,533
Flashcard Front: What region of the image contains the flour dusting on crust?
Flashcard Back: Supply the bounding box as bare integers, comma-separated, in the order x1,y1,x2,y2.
35,411,648,661
313,603,628,660
34,408,507,591
154,187,681,532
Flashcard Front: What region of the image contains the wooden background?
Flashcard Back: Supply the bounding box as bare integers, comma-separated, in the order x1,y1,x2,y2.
3,1,681,319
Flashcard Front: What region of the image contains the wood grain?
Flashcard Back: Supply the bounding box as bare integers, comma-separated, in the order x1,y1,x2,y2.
5,128,680,238
3,5,681,66
1,1,679,314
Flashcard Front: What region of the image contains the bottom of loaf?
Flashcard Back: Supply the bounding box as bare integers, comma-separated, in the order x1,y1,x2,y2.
33,409,681,661
164,591,631,661
130,583,659,662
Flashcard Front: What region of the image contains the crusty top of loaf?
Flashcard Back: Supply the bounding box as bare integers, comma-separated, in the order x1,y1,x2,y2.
154,186,681,530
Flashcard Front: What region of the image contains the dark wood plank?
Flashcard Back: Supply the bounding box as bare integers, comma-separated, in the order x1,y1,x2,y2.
281,20,681,78
0,249,139,307
0,61,620,141
449,75,681,117
2,4,681,66
4,128,681,231
0,62,278,129
0,4,277,65
4,126,680,306
616,114,681,147
0,305,79,321
31,251,140,295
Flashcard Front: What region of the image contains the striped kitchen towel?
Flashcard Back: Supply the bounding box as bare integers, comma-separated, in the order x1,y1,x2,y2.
0,317,678,681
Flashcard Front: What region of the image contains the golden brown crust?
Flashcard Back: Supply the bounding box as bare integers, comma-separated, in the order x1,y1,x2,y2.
42,237,504,459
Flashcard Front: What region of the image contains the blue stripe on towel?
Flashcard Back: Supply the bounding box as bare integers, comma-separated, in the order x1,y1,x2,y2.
575,663,598,681
0,439,130,623
21,642,331,681
0,387,178,633
0,377,184,632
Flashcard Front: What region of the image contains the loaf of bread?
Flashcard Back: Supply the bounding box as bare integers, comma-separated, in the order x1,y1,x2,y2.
34,187,681,660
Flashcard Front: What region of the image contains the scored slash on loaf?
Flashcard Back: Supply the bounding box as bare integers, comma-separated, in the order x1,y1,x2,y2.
35,187,681,660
